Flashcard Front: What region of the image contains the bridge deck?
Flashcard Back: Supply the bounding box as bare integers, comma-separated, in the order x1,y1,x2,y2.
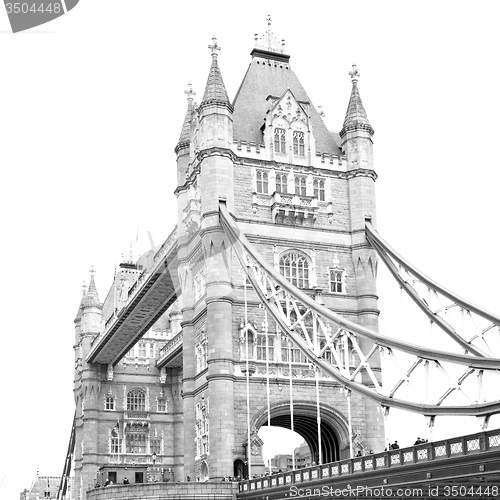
87,235,180,365
238,429,500,499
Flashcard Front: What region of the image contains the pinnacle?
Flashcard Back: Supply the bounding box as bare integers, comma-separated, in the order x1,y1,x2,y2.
83,267,102,308
200,37,231,110
340,64,374,137
175,93,195,153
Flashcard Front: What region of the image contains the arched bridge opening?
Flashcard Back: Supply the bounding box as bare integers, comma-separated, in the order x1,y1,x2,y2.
254,402,349,465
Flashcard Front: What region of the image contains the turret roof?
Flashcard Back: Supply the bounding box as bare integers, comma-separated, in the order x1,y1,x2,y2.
83,267,102,308
340,64,374,137
175,84,196,153
74,284,86,322
200,37,231,110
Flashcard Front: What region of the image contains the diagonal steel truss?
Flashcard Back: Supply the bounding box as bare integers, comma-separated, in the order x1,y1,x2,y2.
220,203,500,417
366,222,500,359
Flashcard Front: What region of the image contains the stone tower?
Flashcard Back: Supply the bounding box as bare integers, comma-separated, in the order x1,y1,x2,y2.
174,23,384,481
72,22,384,497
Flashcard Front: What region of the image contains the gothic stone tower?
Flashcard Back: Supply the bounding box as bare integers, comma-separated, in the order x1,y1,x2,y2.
73,265,184,499
175,25,384,481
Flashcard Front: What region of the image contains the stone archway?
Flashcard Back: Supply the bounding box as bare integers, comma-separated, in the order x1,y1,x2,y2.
252,401,350,463
200,461,209,482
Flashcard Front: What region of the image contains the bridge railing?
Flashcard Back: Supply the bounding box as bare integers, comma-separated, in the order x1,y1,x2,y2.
93,226,178,346
158,331,183,361
239,428,500,493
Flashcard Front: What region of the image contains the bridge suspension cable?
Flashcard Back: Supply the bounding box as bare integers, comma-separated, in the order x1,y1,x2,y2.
219,202,500,418
56,411,76,500
366,222,500,358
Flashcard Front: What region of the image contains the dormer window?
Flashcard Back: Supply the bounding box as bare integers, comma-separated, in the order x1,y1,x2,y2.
293,131,305,156
295,176,306,196
256,170,269,194
276,173,288,194
313,179,325,201
274,128,286,153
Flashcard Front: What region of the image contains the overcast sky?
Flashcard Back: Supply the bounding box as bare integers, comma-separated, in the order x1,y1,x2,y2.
2,1,500,497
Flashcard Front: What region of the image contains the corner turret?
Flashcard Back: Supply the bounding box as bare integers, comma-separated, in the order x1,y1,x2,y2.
176,83,196,186
81,266,102,337
340,64,374,172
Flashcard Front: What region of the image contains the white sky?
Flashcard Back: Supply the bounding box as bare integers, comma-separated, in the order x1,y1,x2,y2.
2,0,500,497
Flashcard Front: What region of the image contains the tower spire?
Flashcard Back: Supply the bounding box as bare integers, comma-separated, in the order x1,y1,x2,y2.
83,265,101,308
200,36,232,110
175,83,196,154
340,64,374,137
74,281,87,322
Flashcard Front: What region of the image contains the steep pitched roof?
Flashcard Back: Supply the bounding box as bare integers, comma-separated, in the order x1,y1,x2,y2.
232,50,341,155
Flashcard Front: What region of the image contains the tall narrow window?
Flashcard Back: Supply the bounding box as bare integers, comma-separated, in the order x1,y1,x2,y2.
256,333,275,361
279,252,310,288
105,395,115,411
256,171,269,194
138,343,147,357
293,131,305,156
157,397,167,412
313,179,325,201
275,173,288,194
274,128,286,153
151,439,161,455
329,269,344,293
127,389,146,411
295,176,306,196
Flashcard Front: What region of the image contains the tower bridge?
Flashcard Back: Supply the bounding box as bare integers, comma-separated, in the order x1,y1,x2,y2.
61,19,500,500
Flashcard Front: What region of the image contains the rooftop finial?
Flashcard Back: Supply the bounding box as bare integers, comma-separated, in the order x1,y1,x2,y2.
81,281,87,294
208,36,221,57
254,16,286,54
184,83,196,101
349,63,360,84
267,15,272,49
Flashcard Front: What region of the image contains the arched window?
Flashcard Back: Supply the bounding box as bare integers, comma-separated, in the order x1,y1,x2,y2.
293,131,305,156
276,173,288,194
279,252,310,288
274,128,286,153
127,389,146,411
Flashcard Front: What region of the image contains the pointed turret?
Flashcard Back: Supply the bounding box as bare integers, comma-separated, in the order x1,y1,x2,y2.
175,83,196,155
81,266,102,337
197,37,234,151
83,267,102,309
340,64,374,137
74,283,86,324
340,64,375,172
199,37,232,111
